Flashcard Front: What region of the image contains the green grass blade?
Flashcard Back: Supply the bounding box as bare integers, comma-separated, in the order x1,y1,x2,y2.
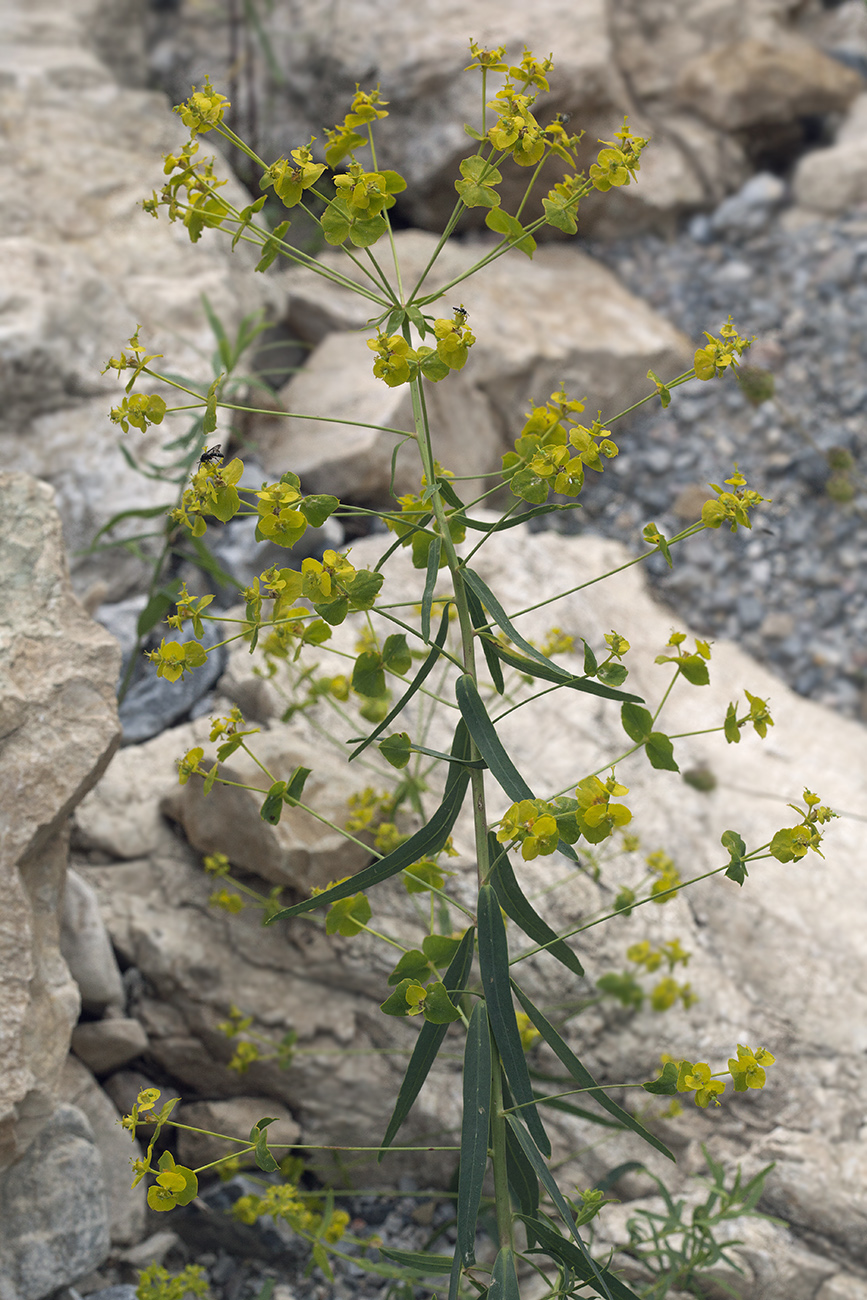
421,536,441,644
459,502,582,532
348,605,451,760
478,884,550,1157
455,674,533,803
379,925,475,1155
457,1002,491,1266
506,1117,611,1300
511,983,674,1162
489,839,584,978
268,724,471,923
201,293,233,373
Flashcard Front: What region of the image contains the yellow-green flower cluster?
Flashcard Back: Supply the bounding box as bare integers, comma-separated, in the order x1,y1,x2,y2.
367,307,475,389
233,1184,350,1245
502,388,618,504
694,317,753,380
655,1044,776,1108
175,78,230,133
589,119,649,192
701,467,767,533
261,141,326,207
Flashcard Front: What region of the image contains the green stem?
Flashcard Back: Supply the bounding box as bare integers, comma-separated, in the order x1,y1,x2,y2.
489,1044,514,1250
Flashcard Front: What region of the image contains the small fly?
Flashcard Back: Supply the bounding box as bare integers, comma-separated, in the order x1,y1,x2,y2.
199,444,223,464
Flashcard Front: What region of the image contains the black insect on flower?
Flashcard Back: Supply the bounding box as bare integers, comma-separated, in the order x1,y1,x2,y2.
199,444,223,464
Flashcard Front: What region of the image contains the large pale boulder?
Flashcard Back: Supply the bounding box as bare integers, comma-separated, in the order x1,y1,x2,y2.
148,0,859,238
249,330,502,505
275,230,692,464
0,0,283,601
0,473,121,1175
71,522,867,1289
792,91,867,215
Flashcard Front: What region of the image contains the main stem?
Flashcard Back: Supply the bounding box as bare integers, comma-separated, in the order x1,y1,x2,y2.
406,369,513,1251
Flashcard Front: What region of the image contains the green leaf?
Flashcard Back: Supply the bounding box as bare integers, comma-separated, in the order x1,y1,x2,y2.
352,649,386,699
641,1061,679,1096
620,702,652,743
722,829,748,885
484,636,641,704
485,208,536,258
388,949,430,986
321,196,351,245
598,662,628,687
252,1123,280,1173
724,701,741,744
378,1248,454,1276
462,566,641,702
260,780,287,825
504,1116,539,1226
422,934,460,967
421,537,441,645
381,978,425,1017
520,1214,642,1300
582,641,598,677
348,606,451,761
283,765,311,806
478,885,550,1157
379,732,412,769
457,1002,491,1266
465,583,505,696
422,980,462,1024
270,723,473,924
456,674,533,803
255,221,290,272
454,154,502,208
379,926,475,1155
300,494,339,528
512,984,674,1162
646,731,679,772
350,214,388,248
346,569,385,609
383,633,411,675
505,1120,610,1297
311,1241,333,1283
489,836,584,977
489,1247,520,1300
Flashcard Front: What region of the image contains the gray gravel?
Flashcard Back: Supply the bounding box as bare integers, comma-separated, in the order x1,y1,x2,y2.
529,198,867,720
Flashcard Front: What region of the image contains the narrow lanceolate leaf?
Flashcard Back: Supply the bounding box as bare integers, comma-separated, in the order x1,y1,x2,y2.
461,565,557,673
511,983,673,1163
520,1214,643,1300
504,1117,539,1226
459,681,578,864
477,885,550,1157
379,926,475,1156
465,582,505,695
506,1117,611,1299
489,1247,520,1300
455,674,533,803
457,1003,491,1266
377,1249,454,1276
484,636,642,704
421,536,441,645
348,605,451,761
488,840,584,978
268,723,472,924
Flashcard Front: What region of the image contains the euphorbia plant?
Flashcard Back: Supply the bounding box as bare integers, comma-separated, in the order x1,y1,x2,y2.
109,42,835,1299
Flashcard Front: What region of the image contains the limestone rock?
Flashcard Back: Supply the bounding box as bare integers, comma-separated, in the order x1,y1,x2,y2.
71,1019,149,1077
159,717,374,894
792,92,867,215
676,37,862,132
0,472,120,1174
175,1097,300,1170
0,2,283,602
276,230,692,447
0,1105,109,1300
249,331,502,505
58,1055,146,1247
60,869,125,1014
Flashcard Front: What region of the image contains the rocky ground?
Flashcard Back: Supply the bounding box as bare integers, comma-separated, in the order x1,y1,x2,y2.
568,199,867,720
